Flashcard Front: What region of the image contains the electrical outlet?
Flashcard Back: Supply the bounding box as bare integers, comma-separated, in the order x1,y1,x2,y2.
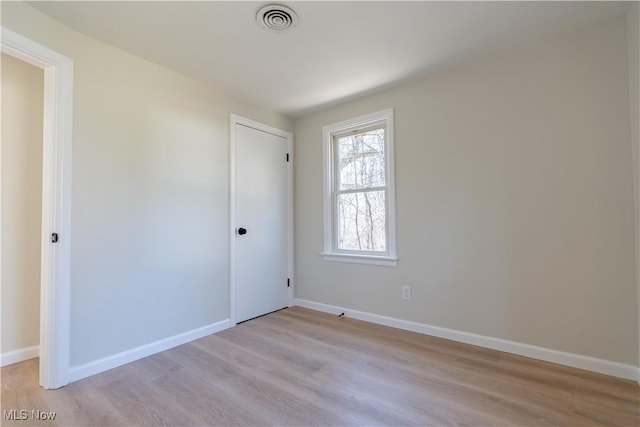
402,286,411,300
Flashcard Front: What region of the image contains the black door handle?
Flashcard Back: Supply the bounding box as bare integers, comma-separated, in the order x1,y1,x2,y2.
237,227,247,235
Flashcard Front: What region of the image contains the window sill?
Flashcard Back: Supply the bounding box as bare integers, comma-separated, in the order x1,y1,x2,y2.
320,253,398,267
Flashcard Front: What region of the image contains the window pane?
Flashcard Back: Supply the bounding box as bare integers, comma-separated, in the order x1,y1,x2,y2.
337,128,385,190
337,190,386,252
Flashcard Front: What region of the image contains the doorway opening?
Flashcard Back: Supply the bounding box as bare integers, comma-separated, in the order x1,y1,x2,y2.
1,52,44,376
1,27,73,389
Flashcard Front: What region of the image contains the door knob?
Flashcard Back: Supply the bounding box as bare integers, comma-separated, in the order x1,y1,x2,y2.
237,227,247,235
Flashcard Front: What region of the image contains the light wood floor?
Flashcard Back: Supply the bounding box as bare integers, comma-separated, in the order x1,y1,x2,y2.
2,307,639,426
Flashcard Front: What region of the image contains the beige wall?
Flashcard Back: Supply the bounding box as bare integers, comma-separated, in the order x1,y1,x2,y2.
1,54,44,356
295,17,638,365
3,1,637,372
2,2,292,366
627,2,640,369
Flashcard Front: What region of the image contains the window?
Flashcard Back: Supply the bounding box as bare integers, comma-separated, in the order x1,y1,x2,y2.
322,109,397,266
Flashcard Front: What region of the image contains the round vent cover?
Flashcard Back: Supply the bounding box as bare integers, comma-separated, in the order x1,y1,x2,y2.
256,4,298,32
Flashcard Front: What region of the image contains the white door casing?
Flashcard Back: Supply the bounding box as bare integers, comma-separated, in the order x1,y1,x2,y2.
0,27,73,389
230,115,293,325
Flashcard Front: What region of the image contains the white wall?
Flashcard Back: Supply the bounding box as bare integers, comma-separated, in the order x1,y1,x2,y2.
627,2,640,370
295,17,638,366
1,54,43,357
1,2,292,367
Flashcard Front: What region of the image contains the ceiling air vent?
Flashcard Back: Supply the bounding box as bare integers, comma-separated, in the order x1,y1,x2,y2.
256,4,298,32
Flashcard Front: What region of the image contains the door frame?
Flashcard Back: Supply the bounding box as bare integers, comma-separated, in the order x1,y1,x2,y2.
229,114,293,326
1,27,73,389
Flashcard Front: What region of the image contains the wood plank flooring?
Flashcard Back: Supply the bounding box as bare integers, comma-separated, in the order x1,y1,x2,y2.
2,306,638,426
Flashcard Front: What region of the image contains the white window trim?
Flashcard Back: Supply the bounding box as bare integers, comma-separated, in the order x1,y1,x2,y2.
322,108,397,267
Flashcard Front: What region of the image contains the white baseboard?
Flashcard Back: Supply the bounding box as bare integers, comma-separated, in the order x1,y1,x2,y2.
69,319,230,383
294,298,639,382
0,345,39,367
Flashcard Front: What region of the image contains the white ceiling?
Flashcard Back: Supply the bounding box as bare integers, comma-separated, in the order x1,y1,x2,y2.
28,1,629,117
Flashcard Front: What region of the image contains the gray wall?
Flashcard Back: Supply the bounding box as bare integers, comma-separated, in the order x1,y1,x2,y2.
3,1,637,372
294,17,638,365
2,2,292,367
1,54,43,356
